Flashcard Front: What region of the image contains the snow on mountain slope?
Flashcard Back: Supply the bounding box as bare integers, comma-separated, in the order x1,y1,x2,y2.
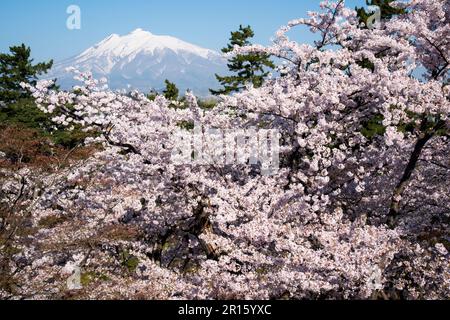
47,29,227,96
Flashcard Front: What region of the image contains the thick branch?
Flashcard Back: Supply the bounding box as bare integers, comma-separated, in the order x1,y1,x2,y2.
388,120,445,225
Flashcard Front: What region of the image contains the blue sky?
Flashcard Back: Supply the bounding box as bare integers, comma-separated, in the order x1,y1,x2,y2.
1,0,367,62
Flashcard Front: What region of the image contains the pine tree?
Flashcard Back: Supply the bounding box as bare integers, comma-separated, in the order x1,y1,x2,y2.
210,25,275,95
0,44,53,104
356,0,406,27
163,79,179,101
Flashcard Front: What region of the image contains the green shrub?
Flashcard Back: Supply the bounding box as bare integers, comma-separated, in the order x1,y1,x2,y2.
0,98,91,148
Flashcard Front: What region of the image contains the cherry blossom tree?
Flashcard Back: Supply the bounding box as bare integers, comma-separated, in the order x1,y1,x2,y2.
2,0,448,300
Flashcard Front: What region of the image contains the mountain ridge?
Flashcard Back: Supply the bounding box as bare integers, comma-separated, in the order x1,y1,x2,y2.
46,29,227,96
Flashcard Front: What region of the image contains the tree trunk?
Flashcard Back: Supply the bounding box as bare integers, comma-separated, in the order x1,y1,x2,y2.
388,131,434,227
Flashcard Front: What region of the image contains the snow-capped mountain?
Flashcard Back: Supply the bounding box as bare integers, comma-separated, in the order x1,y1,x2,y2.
47,29,227,95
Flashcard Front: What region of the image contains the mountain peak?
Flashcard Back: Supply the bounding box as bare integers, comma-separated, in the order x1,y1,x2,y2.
48,30,227,95
130,28,152,35
78,28,219,60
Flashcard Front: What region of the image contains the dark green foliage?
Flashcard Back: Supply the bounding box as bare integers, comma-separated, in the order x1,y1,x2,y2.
147,89,158,101
119,249,140,273
177,120,195,131
210,25,275,95
356,57,375,72
361,114,386,139
356,0,406,27
0,98,90,148
360,112,448,141
0,44,86,148
51,128,92,149
163,79,179,101
0,98,52,130
0,44,53,104
197,98,217,110
80,272,110,286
